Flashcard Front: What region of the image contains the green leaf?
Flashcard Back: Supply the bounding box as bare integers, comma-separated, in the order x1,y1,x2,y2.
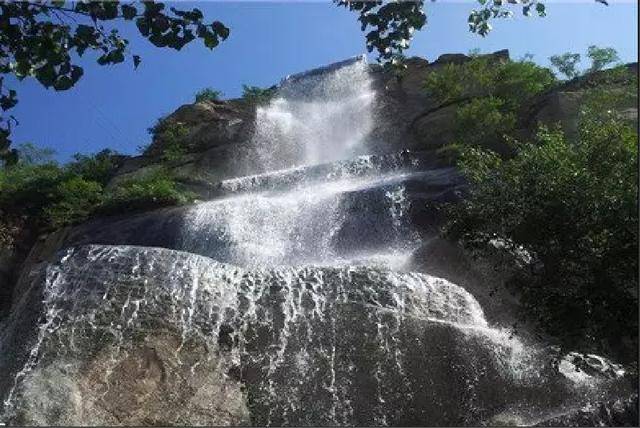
70,65,84,82
121,4,137,20
136,17,150,37
53,76,74,91
203,32,219,49
212,21,230,39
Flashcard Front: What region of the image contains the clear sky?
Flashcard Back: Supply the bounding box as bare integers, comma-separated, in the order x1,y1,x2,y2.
7,0,638,161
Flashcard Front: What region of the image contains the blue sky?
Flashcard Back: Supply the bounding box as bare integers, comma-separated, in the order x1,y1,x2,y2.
7,0,638,161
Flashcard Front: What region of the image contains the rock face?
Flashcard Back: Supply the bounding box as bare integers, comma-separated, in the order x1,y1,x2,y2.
3,245,632,426
1,53,637,426
112,99,258,189
520,62,639,141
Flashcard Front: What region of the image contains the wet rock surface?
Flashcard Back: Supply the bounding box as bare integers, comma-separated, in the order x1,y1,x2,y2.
4,245,633,426
534,394,639,427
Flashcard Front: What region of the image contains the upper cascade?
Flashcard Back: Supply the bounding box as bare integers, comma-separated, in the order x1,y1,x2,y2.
251,55,375,171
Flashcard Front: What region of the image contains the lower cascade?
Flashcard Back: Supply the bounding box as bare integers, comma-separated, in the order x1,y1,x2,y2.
2,245,628,426
0,56,635,426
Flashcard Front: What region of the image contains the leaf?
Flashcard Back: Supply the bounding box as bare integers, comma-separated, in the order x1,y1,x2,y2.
203,32,219,49
70,65,84,83
121,4,137,20
136,17,150,37
212,21,230,39
53,76,74,91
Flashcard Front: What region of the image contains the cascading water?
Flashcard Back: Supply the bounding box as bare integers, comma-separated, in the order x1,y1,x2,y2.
251,55,375,170
0,57,633,426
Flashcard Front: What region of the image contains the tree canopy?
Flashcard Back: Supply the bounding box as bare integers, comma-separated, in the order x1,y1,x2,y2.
0,1,230,162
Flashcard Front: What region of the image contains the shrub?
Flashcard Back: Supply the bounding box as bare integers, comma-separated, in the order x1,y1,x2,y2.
454,97,516,152
101,169,194,214
46,177,104,228
194,87,223,103
159,123,189,162
550,46,620,80
14,142,56,165
587,45,619,73
446,113,638,360
242,84,277,105
0,162,67,220
67,149,122,186
424,57,496,104
424,56,556,108
580,66,638,120
549,52,581,79
147,115,169,137
145,119,189,162
0,146,192,240
0,160,99,239
492,60,556,110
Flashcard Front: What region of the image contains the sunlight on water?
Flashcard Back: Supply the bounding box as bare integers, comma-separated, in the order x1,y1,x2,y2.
251,56,375,170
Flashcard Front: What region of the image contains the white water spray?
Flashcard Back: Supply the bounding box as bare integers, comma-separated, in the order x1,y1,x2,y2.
251,56,375,171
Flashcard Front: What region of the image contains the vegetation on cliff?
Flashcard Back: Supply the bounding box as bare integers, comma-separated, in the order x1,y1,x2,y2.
442,60,638,361
0,148,193,247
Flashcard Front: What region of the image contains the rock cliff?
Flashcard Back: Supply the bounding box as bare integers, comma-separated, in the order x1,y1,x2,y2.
0,51,637,426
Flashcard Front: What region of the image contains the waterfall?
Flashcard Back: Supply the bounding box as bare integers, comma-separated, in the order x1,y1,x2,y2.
251,55,375,171
1,246,555,426
0,57,632,426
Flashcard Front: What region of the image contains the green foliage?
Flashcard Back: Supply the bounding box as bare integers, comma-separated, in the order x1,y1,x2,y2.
335,1,426,62
14,142,56,165
493,60,556,109
550,46,620,80
424,56,555,157
159,124,188,162
468,0,546,37
0,1,230,162
45,177,104,229
242,85,277,105
455,97,516,151
67,149,122,186
581,74,638,121
424,56,556,107
101,169,194,214
587,45,619,72
468,48,482,58
549,52,581,79
147,115,169,137
447,113,638,359
0,146,191,242
195,88,223,103
0,161,66,221
146,118,189,162
336,0,605,62
424,57,494,104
